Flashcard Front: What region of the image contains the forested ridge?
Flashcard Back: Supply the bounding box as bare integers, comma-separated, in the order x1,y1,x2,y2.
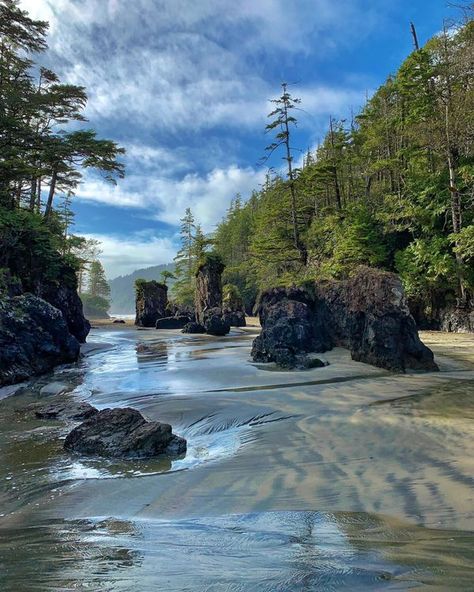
208,17,474,318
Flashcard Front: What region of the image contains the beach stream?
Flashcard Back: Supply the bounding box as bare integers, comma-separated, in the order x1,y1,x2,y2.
0,326,473,591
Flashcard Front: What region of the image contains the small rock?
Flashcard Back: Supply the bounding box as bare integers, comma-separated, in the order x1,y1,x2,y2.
182,322,206,334
35,400,98,421
156,315,191,329
113,319,126,324
64,407,187,459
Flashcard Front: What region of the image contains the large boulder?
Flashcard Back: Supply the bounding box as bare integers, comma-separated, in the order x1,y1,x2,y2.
203,307,231,336
223,310,246,327
0,293,80,386
252,267,438,373
64,407,187,459
135,280,168,327
156,315,191,329
252,287,331,368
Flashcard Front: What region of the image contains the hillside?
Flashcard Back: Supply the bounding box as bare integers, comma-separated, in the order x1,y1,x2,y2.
109,263,175,314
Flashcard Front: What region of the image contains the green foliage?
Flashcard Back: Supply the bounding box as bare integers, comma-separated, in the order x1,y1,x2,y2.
0,205,79,290
212,18,474,307
80,293,110,319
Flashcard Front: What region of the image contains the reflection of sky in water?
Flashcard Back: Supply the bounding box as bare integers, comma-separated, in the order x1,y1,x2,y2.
4,510,470,591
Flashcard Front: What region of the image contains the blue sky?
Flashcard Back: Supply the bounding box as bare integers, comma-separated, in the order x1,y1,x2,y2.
22,0,460,278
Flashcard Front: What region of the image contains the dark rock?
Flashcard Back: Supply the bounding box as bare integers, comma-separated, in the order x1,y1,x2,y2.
223,310,246,327
35,400,98,421
195,254,225,324
113,319,126,324
38,276,90,343
438,306,474,333
182,322,206,334
252,287,331,368
252,267,438,373
156,315,191,329
64,407,187,459
222,284,246,327
0,293,80,387
135,280,168,327
203,307,231,336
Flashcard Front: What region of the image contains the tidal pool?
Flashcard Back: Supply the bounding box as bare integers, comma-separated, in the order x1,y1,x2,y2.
0,326,473,590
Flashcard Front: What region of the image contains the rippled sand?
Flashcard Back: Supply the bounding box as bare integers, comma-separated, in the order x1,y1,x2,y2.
0,326,473,590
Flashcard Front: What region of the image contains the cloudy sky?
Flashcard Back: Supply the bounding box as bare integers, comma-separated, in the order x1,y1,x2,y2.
21,0,458,278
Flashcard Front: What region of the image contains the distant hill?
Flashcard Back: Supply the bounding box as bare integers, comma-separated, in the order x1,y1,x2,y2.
108,263,176,314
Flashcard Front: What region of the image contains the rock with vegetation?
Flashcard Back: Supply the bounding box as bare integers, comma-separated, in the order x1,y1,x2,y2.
64,407,186,459
194,253,231,335
195,253,225,322
253,267,438,373
222,284,246,327
135,280,168,327
0,292,80,387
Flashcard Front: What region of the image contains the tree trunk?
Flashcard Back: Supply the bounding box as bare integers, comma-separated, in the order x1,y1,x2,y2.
44,168,57,219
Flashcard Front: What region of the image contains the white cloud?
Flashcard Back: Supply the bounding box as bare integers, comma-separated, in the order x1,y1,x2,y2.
77,165,265,231
82,232,177,278
20,0,376,132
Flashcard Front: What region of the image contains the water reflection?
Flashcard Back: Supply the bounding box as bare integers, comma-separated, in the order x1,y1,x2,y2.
1,511,473,591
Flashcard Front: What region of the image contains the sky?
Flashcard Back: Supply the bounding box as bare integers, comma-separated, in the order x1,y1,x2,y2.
20,0,462,279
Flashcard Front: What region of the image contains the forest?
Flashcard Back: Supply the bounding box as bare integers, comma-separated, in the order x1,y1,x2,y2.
0,0,122,313
173,15,474,325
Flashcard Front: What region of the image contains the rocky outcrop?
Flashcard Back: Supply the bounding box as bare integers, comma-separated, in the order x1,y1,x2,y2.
156,315,192,329
203,307,231,336
195,255,224,322
195,254,231,336
408,297,474,333
135,280,168,327
39,283,90,343
0,293,81,386
252,267,438,373
438,306,474,333
222,284,246,327
64,407,187,459
252,287,331,368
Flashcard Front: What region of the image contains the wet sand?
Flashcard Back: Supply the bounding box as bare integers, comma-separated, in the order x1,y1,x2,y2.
0,326,473,590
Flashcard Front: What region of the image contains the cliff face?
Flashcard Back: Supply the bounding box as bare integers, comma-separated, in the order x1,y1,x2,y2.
135,281,168,327
252,267,438,373
39,282,90,343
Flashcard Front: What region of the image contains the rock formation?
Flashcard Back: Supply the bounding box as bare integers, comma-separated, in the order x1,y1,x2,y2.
252,267,438,373
34,400,98,421
0,292,81,386
195,254,230,336
64,407,187,459
222,284,246,327
135,280,168,327
39,281,90,343
156,315,192,329
182,321,206,334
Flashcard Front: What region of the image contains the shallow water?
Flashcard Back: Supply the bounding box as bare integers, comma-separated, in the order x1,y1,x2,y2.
0,327,473,590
